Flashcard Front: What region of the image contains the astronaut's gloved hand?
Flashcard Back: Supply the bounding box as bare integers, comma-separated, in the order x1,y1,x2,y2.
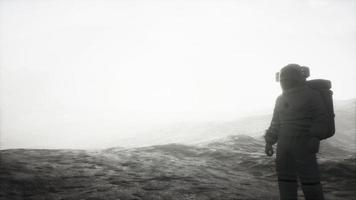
265,144,274,156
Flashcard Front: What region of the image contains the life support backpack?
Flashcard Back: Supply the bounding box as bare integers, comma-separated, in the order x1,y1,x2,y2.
306,79,335,140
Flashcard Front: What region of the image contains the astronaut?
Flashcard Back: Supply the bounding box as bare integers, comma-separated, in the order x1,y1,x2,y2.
264,64,328,200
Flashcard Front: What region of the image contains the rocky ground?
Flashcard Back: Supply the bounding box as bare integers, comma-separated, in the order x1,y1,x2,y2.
1,135,355,200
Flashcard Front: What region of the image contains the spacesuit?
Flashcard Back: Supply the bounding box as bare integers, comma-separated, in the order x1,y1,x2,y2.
265,64,328,200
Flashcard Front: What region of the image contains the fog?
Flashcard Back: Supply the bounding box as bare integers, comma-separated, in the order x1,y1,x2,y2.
1,0,355,149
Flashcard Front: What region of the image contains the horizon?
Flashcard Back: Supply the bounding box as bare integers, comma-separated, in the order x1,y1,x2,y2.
0,97,354,150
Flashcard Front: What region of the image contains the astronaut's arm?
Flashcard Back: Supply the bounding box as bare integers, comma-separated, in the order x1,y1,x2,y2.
308,93,329,140
264,98,280,145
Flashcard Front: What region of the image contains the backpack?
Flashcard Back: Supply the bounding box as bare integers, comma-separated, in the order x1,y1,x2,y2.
306,79,335,140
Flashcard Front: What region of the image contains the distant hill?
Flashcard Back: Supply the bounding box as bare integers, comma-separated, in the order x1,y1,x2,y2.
329,99,356,151
1,135,355,200
128,99,356,151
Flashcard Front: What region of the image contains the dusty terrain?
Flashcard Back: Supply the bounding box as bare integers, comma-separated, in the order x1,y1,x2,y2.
1,135,355,200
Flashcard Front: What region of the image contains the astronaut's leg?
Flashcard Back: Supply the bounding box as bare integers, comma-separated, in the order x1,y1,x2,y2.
276,145,298,200
296,153,324,200
278,180,298,200
301,183,324,200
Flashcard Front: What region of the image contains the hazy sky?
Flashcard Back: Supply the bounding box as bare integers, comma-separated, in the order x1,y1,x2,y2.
1,0,355,149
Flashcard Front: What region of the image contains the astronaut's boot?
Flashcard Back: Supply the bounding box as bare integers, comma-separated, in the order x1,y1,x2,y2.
301,182,324,200
278,180,298,200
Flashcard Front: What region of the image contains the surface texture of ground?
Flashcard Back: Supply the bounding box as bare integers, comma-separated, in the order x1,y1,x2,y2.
1,135,355,200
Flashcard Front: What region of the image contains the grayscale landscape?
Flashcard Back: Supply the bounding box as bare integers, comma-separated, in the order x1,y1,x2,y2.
1,99,355,200
1,1,356,199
